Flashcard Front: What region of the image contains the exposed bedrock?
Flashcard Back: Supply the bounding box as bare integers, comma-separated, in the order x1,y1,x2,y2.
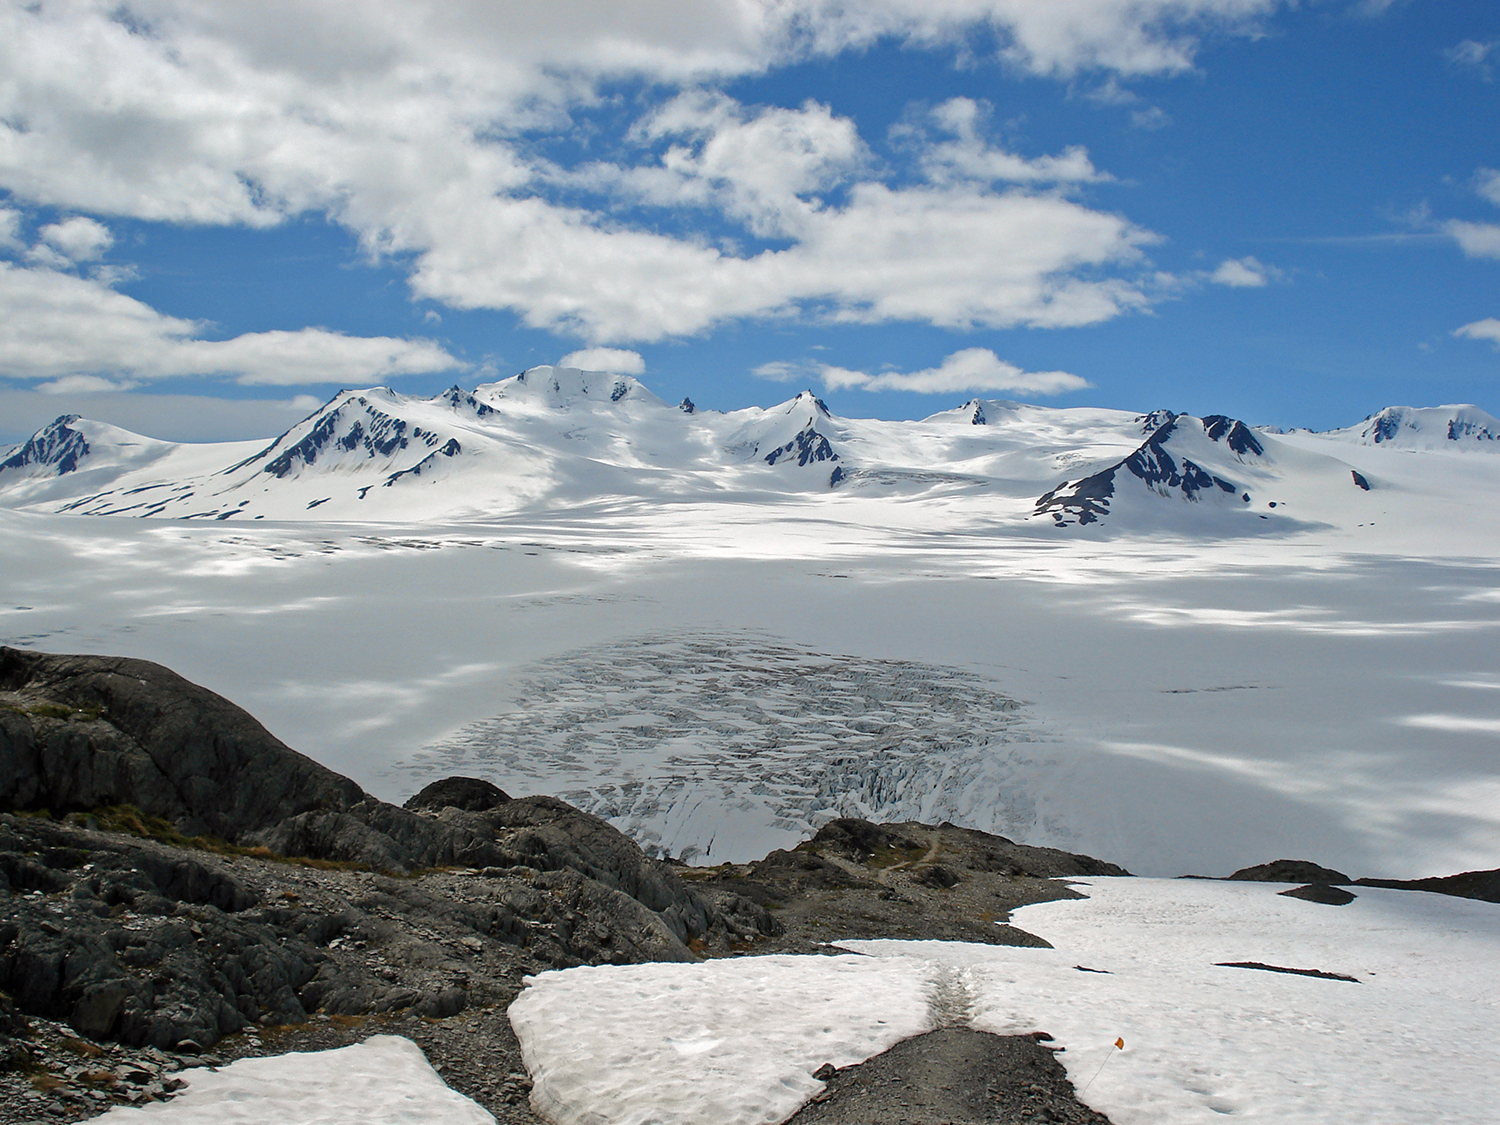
0,650,690,882
0,647,748,960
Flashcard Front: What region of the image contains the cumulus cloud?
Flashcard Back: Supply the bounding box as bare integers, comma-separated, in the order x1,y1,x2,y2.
0,208,22,251
39,216,113,261
816,347,1090,395
0,262,463,386
1434,170,1500,259
1478,169,1500,207
583,91,869,240
909,98,1107,185
1445,221,1500,259
1210,256,1278,287
0,1,1276,346
1454,318,1500,348
558,347,646,373
1447,38,1498,79
752,360,802,382
0,388,328,444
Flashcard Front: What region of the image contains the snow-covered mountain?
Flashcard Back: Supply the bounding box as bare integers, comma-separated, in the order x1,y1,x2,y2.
0,368,1485,537
1320,404,1500,450
1032,412,1376,528
0,414,174,487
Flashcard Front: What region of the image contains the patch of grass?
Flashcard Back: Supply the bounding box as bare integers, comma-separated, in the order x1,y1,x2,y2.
78,804,197,847
24,702,75,720
58,1037,103,1059
21,700,106,721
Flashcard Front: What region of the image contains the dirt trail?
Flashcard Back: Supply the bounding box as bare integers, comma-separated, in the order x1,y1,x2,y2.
784,1028,1114,1125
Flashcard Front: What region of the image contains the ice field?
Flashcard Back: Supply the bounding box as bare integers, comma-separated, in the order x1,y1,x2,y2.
2,495,1498,879
3,381,1500,878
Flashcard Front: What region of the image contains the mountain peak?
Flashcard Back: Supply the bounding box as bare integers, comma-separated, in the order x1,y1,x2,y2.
790,390,833,416
479,365,650,409
0,415,91,476
1333,404,1500,449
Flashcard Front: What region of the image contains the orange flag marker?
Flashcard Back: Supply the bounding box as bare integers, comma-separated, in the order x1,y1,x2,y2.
1080,1038,1126,1096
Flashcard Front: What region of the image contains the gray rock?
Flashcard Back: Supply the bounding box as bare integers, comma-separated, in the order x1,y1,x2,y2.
0,646,364,839
403,777,510,813
1228,859,1350,884
1279,884,1357,906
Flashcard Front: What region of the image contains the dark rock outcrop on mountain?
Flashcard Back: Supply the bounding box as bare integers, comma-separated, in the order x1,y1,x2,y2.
1200,414,1264,456
404,776,511,813
0,808,726,1066
1353,867,1500,903
1228,859,1351,884
765,424,838,467
0,647,734,949
0,415,89,477
1036,415,1251,526
0,646,366,842
809,818,1128,879
227,393,445,479
686,817,1130,955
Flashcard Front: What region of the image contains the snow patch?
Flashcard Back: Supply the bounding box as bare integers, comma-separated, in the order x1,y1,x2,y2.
89,1036,494,1124
510,955,932,1125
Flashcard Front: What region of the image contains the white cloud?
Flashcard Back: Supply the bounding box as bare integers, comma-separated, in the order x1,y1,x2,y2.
0,1,1275,346
1445,221,1500,259
1210,256,1277,287
909,98,1107,186
0,207,21,251
1477,169,1500,207
601,91,868,239
35,373,139,394
0,262,463,385
817,347,1090,395
752,360,802,382
1454,318,1500,349
0,388,327,444
1447,38,1498,78
39,216,113,261
558,347,645,373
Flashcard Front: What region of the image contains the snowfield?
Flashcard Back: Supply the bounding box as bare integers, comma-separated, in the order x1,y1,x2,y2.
2,377,1499,878
79,881,1500,1125
506,879,1500,1125
91,1035,494,1124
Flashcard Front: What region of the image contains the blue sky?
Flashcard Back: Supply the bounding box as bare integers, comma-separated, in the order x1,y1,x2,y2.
1,0,1497,443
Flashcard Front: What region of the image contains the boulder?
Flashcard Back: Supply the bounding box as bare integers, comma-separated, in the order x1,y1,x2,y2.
404,776,510,813
1229,859,1350,885
0,646,363,840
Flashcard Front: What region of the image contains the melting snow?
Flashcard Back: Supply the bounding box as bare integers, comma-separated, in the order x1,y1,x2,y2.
89,1036,494,1124
510,878,1500,1125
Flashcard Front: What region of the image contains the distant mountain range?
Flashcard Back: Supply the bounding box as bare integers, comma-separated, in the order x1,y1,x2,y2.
1,367,1496,530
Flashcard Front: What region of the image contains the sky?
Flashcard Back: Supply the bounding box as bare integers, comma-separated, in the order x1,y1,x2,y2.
0,0,1498,444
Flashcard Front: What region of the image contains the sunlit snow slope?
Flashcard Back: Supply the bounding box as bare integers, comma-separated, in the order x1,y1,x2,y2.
0,366,1441,536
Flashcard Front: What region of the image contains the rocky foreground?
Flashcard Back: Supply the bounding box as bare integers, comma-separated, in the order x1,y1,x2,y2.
2,646,1495,1125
